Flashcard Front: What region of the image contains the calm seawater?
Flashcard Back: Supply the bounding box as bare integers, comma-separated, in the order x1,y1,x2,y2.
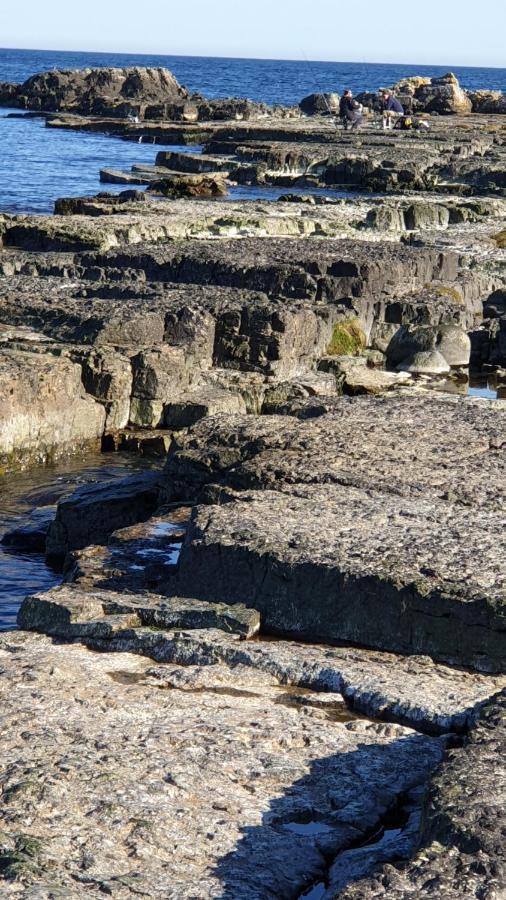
0,48,505,213
0,454,156,631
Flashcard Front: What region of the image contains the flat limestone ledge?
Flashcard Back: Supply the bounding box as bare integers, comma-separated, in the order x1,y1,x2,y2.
1,201,365,252
333,690,506,900
5,197,495,256
78,236,460,302
16,587,505,734
0,630,446,898
175,482,506,673
163,393,506,513
9,194,503,240
0,347,106,473
18,585,261,640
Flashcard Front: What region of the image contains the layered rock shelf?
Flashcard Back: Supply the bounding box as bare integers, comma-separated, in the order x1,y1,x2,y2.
0,65,505,898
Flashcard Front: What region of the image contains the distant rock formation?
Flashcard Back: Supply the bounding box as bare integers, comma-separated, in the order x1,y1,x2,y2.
404,72,472,115
3,67,189,117
356,73,484,116
0,66,277,121
468,89,506,114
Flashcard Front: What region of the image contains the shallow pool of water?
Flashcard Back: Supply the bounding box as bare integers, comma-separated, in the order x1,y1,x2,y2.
468,386,498,399
227,183,360,202
0,452,157,631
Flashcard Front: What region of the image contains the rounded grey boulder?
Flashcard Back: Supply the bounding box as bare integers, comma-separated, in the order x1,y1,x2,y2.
386,325,437,367
397,349,451,374
436,324,471,366
387,324,470,369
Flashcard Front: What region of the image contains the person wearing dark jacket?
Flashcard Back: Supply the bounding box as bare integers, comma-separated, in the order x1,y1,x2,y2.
380,90,404,129
339,89,363,130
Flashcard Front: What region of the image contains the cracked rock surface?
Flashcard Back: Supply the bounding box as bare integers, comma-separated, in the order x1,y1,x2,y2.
0,630,446,898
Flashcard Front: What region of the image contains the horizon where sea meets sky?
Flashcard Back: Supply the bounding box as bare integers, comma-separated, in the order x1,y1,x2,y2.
1,0,505,69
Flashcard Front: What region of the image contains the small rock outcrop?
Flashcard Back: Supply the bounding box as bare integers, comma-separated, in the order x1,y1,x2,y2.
0,339,106,472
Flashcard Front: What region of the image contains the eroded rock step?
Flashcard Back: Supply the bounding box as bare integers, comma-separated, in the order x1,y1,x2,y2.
160,394,505,672
16,578,504,735
335,690,506,900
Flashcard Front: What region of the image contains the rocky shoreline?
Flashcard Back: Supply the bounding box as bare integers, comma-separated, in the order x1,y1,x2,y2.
0,65,505,898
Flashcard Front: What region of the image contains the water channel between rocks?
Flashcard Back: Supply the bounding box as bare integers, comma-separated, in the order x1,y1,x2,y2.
0,452,157,630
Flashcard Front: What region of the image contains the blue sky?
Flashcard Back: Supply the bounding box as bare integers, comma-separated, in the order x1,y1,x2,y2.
1,0,505,68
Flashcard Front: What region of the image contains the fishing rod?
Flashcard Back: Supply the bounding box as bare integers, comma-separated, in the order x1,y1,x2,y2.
299,47,338,121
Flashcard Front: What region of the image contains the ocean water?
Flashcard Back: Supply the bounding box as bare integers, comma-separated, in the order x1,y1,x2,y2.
2,48,506,103
0,454,156,631
0,48,505,213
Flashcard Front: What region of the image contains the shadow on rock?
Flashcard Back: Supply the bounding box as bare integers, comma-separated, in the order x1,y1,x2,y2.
211,732,445,899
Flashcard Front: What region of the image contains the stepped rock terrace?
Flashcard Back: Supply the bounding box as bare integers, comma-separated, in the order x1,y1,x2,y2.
0,64,505,898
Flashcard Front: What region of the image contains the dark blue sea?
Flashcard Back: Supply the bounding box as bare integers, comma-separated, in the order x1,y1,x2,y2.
1,47,506,213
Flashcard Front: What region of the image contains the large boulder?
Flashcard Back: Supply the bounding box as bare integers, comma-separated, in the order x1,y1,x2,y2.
410,73,472,115
397,349,450,374
386,324,471,369
468,90,506,114
3,67,189,117
436,324,472,366
299,92,340,115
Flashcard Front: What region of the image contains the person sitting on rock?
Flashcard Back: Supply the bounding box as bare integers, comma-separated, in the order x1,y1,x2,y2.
339,90,363,130
380,90,404,129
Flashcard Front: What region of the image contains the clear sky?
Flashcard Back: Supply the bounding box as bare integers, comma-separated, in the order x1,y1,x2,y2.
1,0,505,68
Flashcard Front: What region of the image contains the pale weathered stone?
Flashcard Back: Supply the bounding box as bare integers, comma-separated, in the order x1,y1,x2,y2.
0,348,105,473
0,631,448,897
397,349,451,374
